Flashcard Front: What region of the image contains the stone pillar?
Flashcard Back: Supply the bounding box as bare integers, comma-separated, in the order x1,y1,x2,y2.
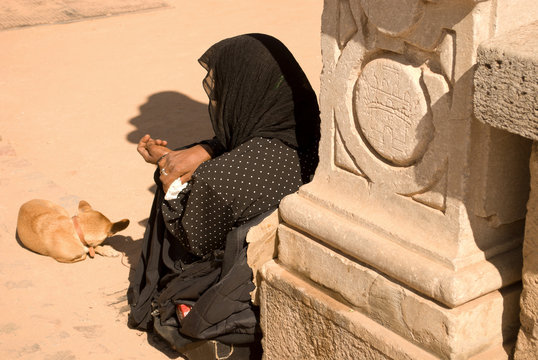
259,1,537,359
473,20,538,360
516,145,538,359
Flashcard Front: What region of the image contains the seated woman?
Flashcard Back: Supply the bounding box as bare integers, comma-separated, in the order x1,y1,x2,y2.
128,33,320,359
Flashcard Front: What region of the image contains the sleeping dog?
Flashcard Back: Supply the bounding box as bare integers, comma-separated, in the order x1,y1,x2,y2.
17,199,129,263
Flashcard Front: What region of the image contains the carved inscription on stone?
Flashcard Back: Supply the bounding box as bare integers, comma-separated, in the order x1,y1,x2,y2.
355,58,433,166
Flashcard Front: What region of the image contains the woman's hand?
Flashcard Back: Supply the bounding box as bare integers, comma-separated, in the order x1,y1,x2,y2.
157,144,213,193
137,134,171,164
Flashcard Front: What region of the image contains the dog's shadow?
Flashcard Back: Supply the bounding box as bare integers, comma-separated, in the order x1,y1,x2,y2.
104,215,153,267
103,235,142,267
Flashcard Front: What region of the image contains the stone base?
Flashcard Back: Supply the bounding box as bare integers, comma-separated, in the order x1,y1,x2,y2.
260,261,438,360
260,261,517,359
279,192,523,309
262,224,521,359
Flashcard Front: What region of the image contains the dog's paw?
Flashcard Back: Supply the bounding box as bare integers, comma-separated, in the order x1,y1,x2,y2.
94,245,120,257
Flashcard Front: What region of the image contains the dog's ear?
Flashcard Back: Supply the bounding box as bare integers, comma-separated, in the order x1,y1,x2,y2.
78,200,92,213
109,219,130,235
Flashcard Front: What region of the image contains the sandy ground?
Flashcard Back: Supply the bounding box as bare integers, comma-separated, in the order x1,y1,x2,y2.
0,1,322,359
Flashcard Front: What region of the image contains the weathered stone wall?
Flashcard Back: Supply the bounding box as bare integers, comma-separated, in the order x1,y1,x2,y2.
259,1,537,359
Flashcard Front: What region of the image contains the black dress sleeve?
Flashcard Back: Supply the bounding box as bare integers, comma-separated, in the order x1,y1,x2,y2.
161,186,190,246
170,138,225,158
161,179,234,257
199,137,226,158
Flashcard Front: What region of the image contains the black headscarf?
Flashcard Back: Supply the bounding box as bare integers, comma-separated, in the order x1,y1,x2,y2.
198,33,320,153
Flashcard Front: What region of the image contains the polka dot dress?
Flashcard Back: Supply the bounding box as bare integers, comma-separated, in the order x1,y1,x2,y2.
161,137,317,257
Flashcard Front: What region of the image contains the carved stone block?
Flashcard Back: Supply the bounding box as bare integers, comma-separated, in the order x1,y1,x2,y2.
277,224,521,358
294,0,532,307
260,261,438,360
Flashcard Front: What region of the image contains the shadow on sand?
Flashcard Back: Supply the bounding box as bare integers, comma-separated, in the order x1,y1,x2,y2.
126,90,214,150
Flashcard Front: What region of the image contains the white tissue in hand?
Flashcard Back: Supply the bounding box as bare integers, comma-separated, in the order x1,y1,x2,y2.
165,178,189,200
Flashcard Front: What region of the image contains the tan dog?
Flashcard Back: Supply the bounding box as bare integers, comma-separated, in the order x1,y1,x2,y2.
17,199,130,263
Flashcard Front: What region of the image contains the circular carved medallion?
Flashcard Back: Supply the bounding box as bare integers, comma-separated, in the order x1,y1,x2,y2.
355,58,433,166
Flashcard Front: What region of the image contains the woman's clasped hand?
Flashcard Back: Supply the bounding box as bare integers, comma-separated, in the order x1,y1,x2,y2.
137,134,212,192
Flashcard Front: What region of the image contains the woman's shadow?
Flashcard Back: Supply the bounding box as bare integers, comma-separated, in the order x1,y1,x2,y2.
127,91,214,150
